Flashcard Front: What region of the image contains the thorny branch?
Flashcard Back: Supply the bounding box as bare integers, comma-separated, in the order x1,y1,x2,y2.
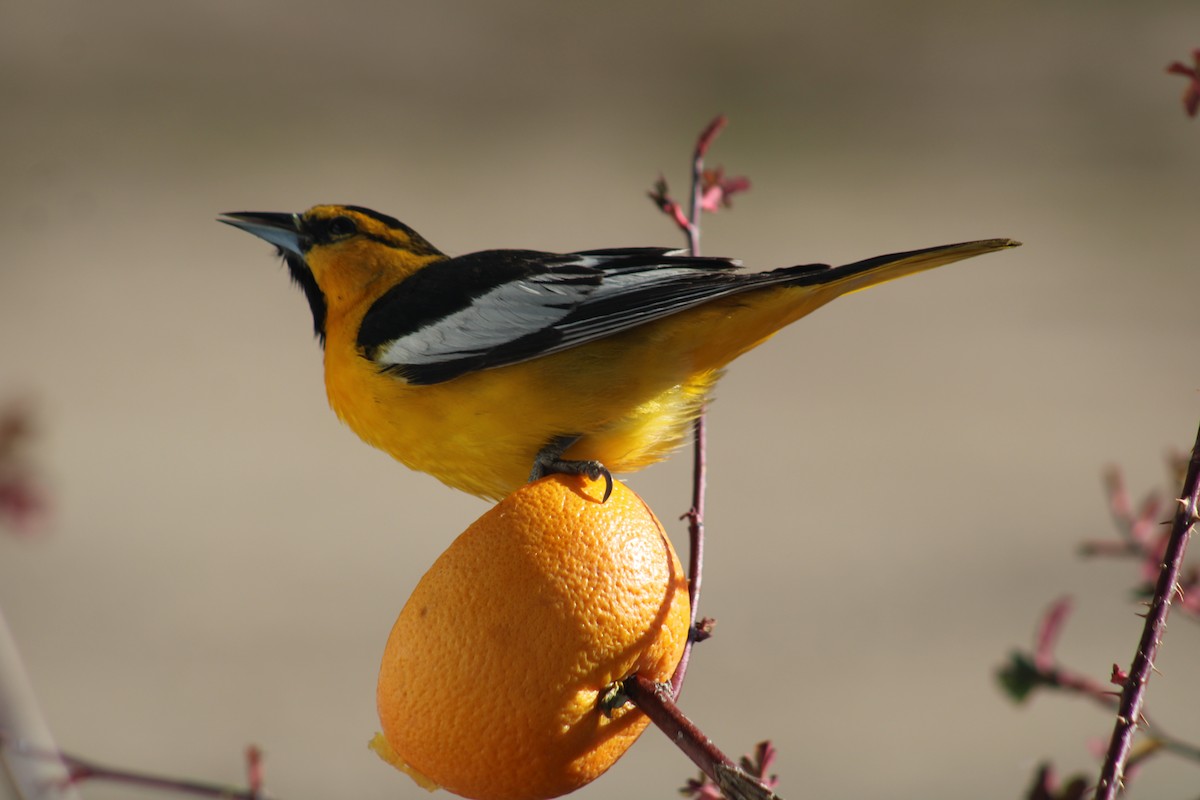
999,438,1200,797
1094,421,1200,799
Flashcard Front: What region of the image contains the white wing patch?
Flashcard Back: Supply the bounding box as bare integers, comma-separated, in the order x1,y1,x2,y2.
376,271,597,366
375,253,746,372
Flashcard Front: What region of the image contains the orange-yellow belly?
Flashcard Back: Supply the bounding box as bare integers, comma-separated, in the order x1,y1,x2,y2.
324,340,721,499
322,282,827,499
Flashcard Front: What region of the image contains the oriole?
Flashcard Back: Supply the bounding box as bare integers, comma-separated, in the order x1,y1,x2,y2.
221,205,1018,500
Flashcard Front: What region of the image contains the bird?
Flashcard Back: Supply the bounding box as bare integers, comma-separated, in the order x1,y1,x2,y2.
221,204,1018,500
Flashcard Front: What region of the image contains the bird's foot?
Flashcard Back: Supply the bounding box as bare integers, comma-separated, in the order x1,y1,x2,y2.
530,435,613,502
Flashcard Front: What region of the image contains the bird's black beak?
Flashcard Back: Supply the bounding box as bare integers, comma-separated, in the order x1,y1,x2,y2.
219,211,306,257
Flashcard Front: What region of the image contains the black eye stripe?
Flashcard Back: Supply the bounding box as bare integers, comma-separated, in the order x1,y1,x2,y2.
299,207,445,258
328,216,357,236
307,215,358,244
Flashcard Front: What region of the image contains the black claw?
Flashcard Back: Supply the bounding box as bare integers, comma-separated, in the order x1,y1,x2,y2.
575,462,613,502
599,468,613,502
530,435,614,501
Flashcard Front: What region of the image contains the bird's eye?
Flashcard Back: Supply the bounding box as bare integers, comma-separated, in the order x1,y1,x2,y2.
328,216,358,238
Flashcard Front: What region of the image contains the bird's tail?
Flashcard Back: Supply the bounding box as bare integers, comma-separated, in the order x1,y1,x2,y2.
774,238,1021,296
762,237,1021,330
683,238,1021,369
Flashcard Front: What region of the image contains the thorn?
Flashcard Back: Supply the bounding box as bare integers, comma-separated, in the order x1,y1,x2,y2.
1179,494,1200,522
690,617,716,642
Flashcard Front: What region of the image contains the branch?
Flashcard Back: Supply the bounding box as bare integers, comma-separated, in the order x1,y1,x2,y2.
671,395,709,697
1094,419,1200,799
684,115,726,254
996,600,1200,767
650,115,744,696
0,740,271,800
623,675,779,800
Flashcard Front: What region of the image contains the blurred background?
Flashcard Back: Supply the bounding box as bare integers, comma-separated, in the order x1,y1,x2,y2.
2,1,1199,798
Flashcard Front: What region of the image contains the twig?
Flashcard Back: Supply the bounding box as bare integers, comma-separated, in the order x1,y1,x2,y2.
1094,419,1200,799
1000,626,1199,765
1033,596,1073,672
1166,48,1200,118
245,745,264,800
623,675,779,800
685,116,726,253
998,597,1123,712
659,114,731,696
0,740,272,800
672,405,708,697
63,749,269,799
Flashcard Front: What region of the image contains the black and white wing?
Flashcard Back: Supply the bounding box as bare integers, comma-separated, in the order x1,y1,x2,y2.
356,247,829,385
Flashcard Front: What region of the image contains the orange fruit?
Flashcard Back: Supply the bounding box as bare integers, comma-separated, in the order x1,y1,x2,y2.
372,474,690,800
